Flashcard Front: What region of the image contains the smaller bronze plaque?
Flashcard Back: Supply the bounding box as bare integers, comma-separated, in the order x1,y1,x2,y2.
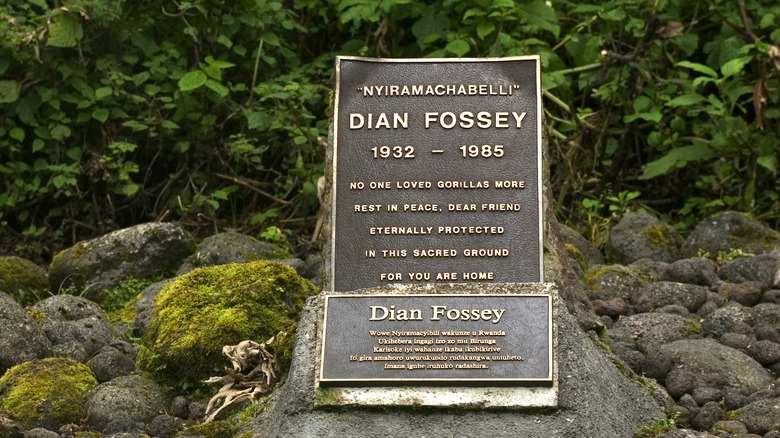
320,294,552,384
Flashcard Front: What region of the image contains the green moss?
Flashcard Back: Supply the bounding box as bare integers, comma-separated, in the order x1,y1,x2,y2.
564,243,588,271
178,420,234,438
584,264,647,290
641,225,680,249
138,260,318,389
0,256,48,306
314,387,348,405
0,358,98,430
684,320,701,336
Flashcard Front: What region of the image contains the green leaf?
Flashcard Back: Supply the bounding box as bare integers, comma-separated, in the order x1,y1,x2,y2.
445,39,470,57
50,125,71,141
757,155,777,173
491,0,514,8
95,87,113,99
641,144,713,180
66,147,82,161
666,94,705,107
9,128,24,142
92,108,109,123
217,35,233,48
463,8,485,20
178,71,208,92
32,139,45,152
476,21,495,39
261,32,280,46
205,80,229,97
524,0,560,37
624,111,662,123
720,56,752,78
161,120,180,129
122,184,139,196
0,81,21,103
675,61,717,78
47,14,83,47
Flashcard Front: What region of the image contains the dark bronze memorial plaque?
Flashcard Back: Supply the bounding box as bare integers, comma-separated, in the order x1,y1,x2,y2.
330,56,543,292
320,294,552,384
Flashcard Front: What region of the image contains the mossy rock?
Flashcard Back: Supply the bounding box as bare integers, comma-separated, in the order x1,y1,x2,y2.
137,260,318,388
682,211,780,258
0,357,98,431
584,264,649,301
0,256,48,307
48,222,195,303
608,212,683,264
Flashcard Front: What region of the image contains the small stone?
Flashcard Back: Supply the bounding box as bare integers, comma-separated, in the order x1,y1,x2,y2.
663,257,721,288
147,415,181,438
723,388,750,410
749,389,777,403
188,401,206,422
591,298,630,317
656,304,691,318
692,387,724,406
719,254,779,290
692,401,721,430
753,304,780,328
642,351,674,383
669,405,691,428
697,301,720,318
718,333,756,353
23,428,60,438
735,397,780,435
760,290,780,305
679,393,699,412
609,211,683,264
171,396,189,419
719,281,763,307
611,342,645,374
756,327,780,344
711,420,748,436
88,344,136,383
631,282,708,312
666,369,701,398
701,317,736,338
748,340,780,365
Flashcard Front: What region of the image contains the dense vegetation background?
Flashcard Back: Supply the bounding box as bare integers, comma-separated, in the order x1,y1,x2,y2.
1,0,778,263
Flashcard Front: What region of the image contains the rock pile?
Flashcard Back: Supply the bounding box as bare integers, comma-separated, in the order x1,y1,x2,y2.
0,212,778,437
573,211,780,437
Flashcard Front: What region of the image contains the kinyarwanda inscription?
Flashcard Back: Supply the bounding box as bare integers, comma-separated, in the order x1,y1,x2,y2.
330,56,543,292
320,294,552,384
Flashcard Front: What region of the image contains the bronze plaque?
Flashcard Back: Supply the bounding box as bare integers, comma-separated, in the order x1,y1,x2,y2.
319,294,552,384
330,57,543,292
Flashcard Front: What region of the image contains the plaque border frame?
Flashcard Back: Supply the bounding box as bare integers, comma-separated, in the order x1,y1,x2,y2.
319,293,553,384
329,56,544,292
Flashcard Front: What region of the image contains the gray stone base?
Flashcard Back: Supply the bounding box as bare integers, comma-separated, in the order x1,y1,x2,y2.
240,283,667,438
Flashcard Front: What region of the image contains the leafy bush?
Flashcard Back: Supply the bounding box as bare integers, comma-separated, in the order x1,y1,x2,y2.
1,0,778,258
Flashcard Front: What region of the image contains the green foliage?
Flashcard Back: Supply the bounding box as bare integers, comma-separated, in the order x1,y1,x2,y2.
1,0,779,259
100,276,153,313
635,413,679,438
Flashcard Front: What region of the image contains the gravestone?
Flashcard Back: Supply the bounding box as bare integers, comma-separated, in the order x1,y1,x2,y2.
241,57,666,437
320,56,555,407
